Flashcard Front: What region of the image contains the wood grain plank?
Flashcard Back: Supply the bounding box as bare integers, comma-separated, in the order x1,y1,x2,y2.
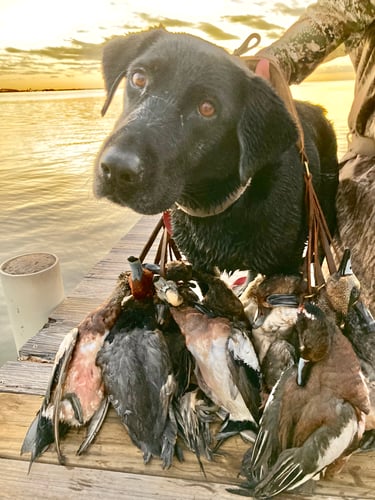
50,297,103,322
0,393,247,485
69,277,119,299
3,457,368,500
0,393,374,499
67,214,161,298
0,361,53,395
0,458,243,500
18,321,75,362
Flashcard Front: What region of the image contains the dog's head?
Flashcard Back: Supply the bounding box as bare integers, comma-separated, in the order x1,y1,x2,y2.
95,29,298,214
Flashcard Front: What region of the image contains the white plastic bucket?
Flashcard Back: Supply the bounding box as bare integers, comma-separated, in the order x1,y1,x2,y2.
0,252,65,351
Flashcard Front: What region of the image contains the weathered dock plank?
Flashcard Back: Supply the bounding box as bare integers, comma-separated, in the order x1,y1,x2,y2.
1,392,375,499
18,321,75,362
0,361,52,395
68,277,120,300
0,392,248,485
69,217,162,298
51,297,104,322
3,458,371,500
0,459,243,500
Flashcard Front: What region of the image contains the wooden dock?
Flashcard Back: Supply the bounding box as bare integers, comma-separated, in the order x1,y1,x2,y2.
0,215,374,499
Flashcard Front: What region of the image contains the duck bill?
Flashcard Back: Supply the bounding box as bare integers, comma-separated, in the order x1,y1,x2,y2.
266,293,300,307
252,308,266,328
353,300,375,334
338,248,352,277
153,275,183,306
297,357,311,387
128,255,143,281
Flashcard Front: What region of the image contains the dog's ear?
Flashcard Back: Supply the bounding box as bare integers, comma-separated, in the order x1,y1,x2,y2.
237,75,298,184
101,28,166,116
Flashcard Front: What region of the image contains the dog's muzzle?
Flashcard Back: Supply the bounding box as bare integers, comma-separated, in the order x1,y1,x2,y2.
99,145,142,185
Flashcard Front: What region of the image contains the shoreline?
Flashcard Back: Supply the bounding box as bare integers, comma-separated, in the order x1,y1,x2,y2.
0,87,102,93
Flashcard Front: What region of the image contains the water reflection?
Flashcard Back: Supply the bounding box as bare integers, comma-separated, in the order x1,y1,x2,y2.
291,79,353,158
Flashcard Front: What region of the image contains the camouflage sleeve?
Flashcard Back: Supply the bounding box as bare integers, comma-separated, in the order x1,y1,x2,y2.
257,0,375,84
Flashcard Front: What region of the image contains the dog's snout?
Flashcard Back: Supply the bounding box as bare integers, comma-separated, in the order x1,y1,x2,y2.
100,146,141,183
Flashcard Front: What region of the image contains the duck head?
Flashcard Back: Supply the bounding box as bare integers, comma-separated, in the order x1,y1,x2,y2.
241,274,303,328
326,249,360,316
127,255,156,300
296,303,332,386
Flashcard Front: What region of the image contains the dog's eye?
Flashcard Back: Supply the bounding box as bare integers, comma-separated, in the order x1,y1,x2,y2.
131,71,147,89
198,100,216,118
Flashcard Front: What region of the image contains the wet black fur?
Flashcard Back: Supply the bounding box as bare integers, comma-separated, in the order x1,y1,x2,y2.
95,28,338,275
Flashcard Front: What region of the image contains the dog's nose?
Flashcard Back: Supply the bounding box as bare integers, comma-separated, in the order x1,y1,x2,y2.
100,146,141,183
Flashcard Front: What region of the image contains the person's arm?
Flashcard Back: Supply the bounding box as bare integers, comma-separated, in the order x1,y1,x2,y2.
257,0,374,84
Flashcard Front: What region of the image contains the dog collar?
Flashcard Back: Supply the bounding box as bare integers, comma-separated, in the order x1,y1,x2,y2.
175,177,252,218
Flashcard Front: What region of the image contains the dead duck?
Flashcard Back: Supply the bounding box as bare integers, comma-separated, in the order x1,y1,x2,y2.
342,287,375,382
239,274,303,365
115,256,162,331
96,257,179,468
155,276,261,443
97,324,177,468
344,285,375,450
21,272,130,470
326,250,375,451
194,269,249,323
165,259,193,283
321,248,375,448
323,248,361,318
325,250,375,379
231,302,370,498
154,274,219,469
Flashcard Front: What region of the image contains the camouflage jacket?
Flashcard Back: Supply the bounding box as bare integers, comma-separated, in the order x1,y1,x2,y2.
258,0,375,143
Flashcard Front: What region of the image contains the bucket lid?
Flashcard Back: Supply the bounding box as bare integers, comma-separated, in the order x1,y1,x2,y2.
0,252,58,277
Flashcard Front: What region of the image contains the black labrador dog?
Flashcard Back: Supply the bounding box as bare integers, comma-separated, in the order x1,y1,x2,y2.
95,28,338,276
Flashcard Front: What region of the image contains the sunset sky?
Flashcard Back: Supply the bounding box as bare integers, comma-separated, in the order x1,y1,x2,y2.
0,0,354,90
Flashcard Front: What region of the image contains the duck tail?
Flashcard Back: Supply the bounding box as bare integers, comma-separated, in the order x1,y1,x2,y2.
216,418,258,442
21,410,69,472
160,408,178,469
21,412,54,473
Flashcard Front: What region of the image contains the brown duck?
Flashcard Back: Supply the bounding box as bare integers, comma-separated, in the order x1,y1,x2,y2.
232,302,370,498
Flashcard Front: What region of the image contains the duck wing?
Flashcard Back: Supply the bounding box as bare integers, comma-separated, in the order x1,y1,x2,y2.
98,327,177,467
261,339,296,395
245,366,295,484
52,327,84,463
21,327,79,469
76,396,110,455
226,324,261,424
247,400,359,498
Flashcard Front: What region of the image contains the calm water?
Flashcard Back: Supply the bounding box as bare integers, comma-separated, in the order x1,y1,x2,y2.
0,81,354,366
